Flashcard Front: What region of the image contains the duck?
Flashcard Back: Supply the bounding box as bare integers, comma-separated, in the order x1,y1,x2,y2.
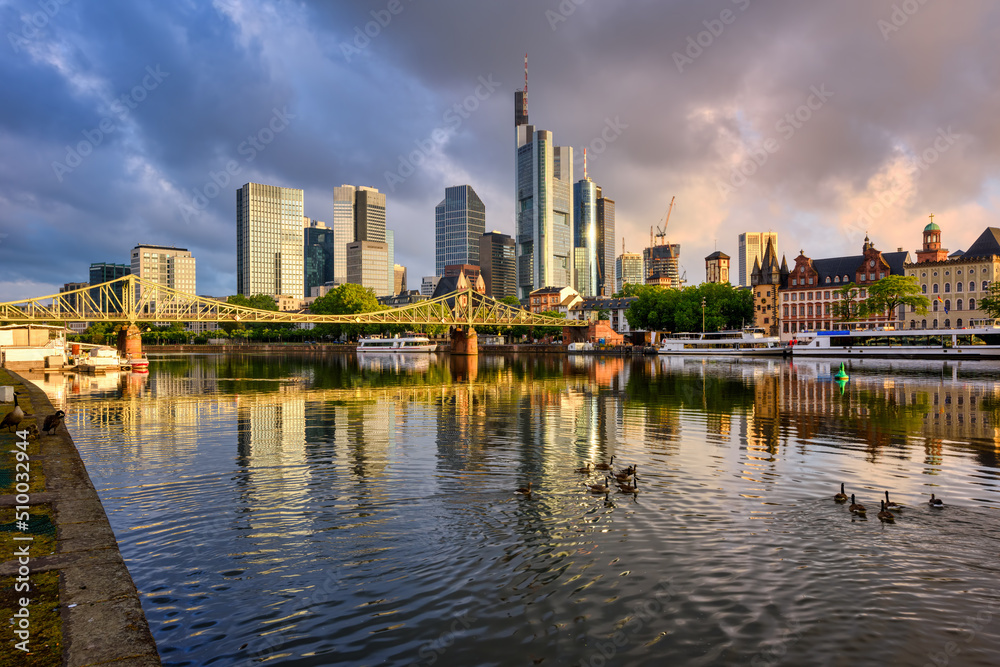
849,494,866,515
515,482,532,495
928,493,944,507
573,462,592,474
617,477,639,494
585,477,611,493
23,424,39,440
1,392,24,432
834,482,848,502
877,500,895,523
595,456,615,471
884,490,901,511
43,410,65,435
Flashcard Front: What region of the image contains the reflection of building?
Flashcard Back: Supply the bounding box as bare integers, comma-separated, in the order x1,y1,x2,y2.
904,222,1000,329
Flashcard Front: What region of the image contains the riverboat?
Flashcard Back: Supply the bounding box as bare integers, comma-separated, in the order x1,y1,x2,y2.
567,342,594,353
657,329,788,356
356,335,437,353
791,320,1000,358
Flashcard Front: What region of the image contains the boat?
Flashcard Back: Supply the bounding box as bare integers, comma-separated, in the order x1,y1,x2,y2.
657,328,788,356
76,346,125,374
356,335,437,353
791,320,1000,358
567,342,594,353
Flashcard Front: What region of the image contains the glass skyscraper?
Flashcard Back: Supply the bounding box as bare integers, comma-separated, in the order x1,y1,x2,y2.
573,177,598,297
332,185,387,286
738,232,778,288
435,185,486,276
237,182,304,298
479,231,516,299
596,191,615,297
304,219,335,297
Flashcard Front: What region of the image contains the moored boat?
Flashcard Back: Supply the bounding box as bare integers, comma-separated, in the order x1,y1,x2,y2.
356,335,437,353
791,321,1000,358
657,328,788,356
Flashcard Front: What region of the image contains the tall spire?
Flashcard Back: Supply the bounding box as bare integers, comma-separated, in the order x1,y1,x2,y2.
523,52,528,119
583,147,588,180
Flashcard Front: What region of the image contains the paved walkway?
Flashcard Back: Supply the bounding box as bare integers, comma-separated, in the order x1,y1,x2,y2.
0,370,159,666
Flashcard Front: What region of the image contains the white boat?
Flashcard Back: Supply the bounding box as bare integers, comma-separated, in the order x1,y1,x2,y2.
567,342,594,353
356,335,437,353
791,321,1000,358
657,329,788,356
77,346,125,373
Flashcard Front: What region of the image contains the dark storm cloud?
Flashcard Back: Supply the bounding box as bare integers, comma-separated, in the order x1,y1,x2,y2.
2,0,1000,300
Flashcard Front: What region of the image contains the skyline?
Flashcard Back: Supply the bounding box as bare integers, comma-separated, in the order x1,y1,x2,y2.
2,1,1000,301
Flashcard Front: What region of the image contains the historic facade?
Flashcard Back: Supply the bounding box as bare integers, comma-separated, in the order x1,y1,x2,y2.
749,239,786,337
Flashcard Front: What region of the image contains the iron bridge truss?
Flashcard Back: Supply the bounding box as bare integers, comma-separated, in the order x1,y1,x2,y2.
0,275,585,328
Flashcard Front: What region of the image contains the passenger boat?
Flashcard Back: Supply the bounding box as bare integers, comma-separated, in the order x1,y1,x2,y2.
791,320,1000,358
567,342,594,353
356,335,437,353
657,329,788,356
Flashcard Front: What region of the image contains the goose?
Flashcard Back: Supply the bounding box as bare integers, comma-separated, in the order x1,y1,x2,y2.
594,456,615,471
515,482,532,495
877,500,895,523
1,392,24,432
849,494,866,515
585,477,610,493
43,410,65,435
573,462,592,474
617,477,639,494
614,465,636,482
928,493,944,507
834,482,848,502
884,490,901,511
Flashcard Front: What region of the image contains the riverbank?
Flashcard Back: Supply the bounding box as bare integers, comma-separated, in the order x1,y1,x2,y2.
141,343,651,355
0,369,159,666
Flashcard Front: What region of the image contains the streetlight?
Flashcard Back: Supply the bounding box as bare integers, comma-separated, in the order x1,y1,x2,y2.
702,297,707,332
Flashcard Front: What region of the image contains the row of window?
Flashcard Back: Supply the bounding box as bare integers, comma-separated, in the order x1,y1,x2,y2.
923,281,989,293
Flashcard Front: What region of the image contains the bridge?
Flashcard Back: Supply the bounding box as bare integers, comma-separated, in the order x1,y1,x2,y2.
0,275,586,354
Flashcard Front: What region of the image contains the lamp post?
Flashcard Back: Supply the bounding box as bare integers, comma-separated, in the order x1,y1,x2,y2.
702,297,707,332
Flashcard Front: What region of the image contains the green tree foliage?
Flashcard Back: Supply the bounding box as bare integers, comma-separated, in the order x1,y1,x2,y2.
830,283,861,322
976,281,1000,319
310,283,391,340
531,310,566,340
859,275,930,319
613,283,652,298
625,283,753,333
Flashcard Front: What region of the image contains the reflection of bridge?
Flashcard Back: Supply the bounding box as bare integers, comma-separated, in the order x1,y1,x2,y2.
0,275,582,328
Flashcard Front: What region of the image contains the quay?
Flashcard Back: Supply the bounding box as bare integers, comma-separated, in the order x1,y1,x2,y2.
0,368,159,666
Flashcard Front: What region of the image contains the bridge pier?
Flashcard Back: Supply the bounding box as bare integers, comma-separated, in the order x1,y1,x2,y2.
116,324,143,360
450,326,478,356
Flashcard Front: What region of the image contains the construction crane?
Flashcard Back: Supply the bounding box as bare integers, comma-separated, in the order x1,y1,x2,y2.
650,196,675,247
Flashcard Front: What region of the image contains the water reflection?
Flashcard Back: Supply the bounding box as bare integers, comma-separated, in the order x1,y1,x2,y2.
29,353,1000,666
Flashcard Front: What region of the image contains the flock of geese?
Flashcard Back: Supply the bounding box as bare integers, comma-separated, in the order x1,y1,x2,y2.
834,482,944,522
516,456,639,498
1,392,66,437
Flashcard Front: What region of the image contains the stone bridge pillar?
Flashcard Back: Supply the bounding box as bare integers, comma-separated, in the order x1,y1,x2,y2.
450,326,478,356
117,324,143,359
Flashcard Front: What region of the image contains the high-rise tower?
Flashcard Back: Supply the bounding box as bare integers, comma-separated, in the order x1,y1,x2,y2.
435,185,486,275
237,182,304,298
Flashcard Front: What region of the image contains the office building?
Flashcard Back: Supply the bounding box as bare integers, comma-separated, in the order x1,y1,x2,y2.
332,185,387,284
60,282,89,313
346,241,391,296
596,190,615,297
435,185,486,276
738,232,779,288
304,219,335,299
705,251,731,284
515,67,574,298
615,252,643,293
643,243,681,285
479,231,516,299
573,177,598,297
237,182,304,298
421,275,441,297
386,229,395,295
89,263,130,312
394,264,407,296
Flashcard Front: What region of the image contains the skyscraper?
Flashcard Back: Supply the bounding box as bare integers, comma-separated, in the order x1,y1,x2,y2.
237,182,304,298
332,185,387,285
130,244,196,294
346,241,390,296
573,177,598,297
479,231,516,299
615,252,643,293
304,219,335,298
596,190,615,297
435,185,486,275
738,232,778,288
515,69,574,298
89,262,130,312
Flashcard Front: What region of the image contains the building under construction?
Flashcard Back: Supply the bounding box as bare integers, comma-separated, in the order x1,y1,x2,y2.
644,196,681,287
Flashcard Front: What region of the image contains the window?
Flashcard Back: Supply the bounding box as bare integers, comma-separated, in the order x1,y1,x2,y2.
808,278,813,285
799,305,806,316
933,319,938,328
835,276,840,283
933,284,939,294
933,271,938,277
792,293,797,301
807,304,814,316
945,319,951,328
957,319,963,327
984,281,990,292
957,282,963,292
808,292,813,300
970,298,976,311
958,270,963,275
844,275,849,282
921,319,927,328
869,273,875,281
783,322,789,333
825,303,831,315
945,299,951,311
826,276,831,284
784,305,789,317
922,284,927,293
944,283,951,293
824,291,830,299
792,278,797,286
957,299,963,311
880,272,885,279
933,301,939,312
860,289,866,298
783,294,788,301
921,272,926,278
910,320,916,329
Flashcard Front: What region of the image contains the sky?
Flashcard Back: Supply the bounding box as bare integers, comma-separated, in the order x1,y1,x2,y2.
2,0,1000,301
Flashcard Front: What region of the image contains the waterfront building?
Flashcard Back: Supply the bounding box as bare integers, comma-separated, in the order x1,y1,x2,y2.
705,251,731,284
394,264,407,296
615,252,643,294
738,232,779,288
596,190,615,297
904,223,1000,329
421,275,440,297
479,231,517,300
435,185,486,276
528,285,581,314
346,241,391,296
304,219,335,299
573,177,598,297
515,74,574,298
237,182,304,298
779,236,909,337
88,262,130,313
567,296,640,335
749,239,786,337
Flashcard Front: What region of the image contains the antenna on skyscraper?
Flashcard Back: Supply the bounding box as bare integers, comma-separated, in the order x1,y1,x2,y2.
584,147,588,180
523,53,528,117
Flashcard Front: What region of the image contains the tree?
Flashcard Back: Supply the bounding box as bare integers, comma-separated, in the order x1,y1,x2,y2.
977,281,1000,319
831,283,861,322
859,275,930,321
310,283,386,340
531,310,565,340
614,283,651,298
624,283,752,333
